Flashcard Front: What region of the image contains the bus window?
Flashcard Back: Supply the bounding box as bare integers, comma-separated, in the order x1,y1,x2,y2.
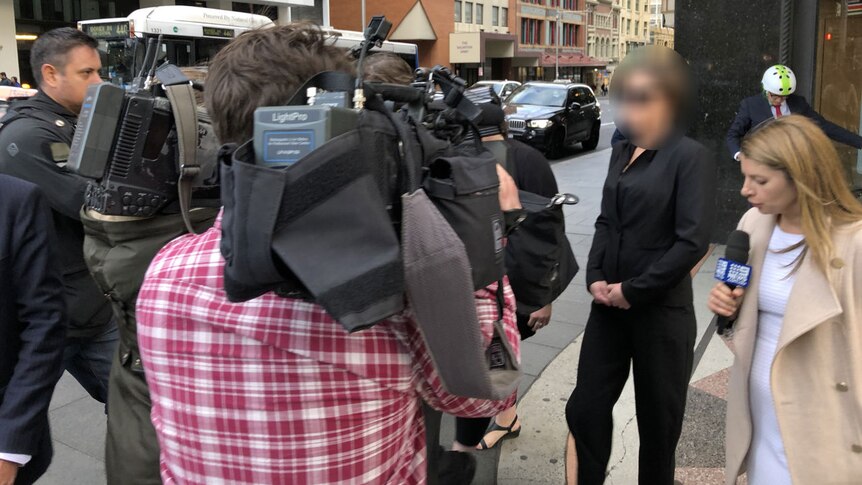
163,40,194,67
98,38,142,86
195,38,229,65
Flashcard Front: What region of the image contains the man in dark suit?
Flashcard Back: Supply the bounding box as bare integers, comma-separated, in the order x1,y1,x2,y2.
0,175,67,485
727,64,862,160
0,27,116,406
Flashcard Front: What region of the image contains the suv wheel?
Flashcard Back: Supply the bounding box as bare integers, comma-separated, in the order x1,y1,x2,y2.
581,121,600,151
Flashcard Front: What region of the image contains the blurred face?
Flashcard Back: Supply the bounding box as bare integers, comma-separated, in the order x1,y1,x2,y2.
765,91,787,107
615,70,673,148
40,45,102,114
739,154,798,216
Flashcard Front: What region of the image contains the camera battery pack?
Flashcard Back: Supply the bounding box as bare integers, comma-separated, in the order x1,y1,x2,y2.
253,105,358,168
68,82,125,178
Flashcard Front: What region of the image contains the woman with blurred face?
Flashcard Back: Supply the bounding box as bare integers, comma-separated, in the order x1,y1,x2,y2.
709,115,862,485
565,46,716,485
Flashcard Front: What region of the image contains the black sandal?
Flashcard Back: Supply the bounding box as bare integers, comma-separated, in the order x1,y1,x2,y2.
477,415,521,450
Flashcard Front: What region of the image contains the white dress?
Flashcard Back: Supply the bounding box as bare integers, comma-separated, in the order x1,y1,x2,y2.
747,225,805,485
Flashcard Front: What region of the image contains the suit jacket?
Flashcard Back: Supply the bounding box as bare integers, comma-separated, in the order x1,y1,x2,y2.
0,175,67,481
586,137,715,307
0,92,113,338
725,208,862,485
726,93,862,157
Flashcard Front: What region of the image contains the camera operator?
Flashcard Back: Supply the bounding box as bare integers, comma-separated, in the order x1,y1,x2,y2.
135,23,521,485
0,28,117,406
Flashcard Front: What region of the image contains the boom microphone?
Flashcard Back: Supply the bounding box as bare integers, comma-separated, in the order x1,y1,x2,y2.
714,230,751,336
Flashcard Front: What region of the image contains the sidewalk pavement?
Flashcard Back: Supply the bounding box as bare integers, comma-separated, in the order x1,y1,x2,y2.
38,146,736,485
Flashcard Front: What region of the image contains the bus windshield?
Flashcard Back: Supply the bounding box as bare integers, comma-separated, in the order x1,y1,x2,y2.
99,38,141,86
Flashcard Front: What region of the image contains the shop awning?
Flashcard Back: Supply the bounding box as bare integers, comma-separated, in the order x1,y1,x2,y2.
541,52,606,68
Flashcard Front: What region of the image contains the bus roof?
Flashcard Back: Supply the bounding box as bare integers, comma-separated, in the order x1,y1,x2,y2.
130,6,274,30
324,28,418,55
79,6,275,39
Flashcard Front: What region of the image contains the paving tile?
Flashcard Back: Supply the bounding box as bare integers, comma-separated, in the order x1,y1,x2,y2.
546,299,590,327
691,367,730,400
525,321,585,350
48,395,107,461
519,342,563,378
675,387,727,470
675,467,728,484
49,372,89,411
517,374,537,399
36,440,105,485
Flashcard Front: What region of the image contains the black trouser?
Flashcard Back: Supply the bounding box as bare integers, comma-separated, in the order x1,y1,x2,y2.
565,301,695,485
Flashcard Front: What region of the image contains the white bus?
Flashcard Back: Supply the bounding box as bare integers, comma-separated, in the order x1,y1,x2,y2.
324,28,419,69
78,6,275,85
79,6,420,86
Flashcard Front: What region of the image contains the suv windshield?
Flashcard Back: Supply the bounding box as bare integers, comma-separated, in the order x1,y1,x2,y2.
507,85,567,107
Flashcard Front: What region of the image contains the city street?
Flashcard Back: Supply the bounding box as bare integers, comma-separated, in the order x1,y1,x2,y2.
35,104,619,485
36,100,735,485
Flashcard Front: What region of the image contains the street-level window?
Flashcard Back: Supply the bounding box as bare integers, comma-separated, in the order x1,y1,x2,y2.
501,7,508,27
476,3,483,24
492,6,499,26
465,2,473,23
455,0,462,22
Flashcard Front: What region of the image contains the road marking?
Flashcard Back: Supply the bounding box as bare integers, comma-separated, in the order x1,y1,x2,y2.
601,122,616,127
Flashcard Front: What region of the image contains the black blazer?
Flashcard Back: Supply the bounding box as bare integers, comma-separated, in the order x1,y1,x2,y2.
0,175,66,482
726,93,862,156
587,137,715,307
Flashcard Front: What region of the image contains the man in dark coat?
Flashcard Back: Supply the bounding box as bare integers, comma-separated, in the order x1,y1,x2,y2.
0,175,67,485
726,64,862,160
0,28,116,405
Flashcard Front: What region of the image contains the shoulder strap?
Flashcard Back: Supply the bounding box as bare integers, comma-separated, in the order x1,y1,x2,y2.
165,83,200,235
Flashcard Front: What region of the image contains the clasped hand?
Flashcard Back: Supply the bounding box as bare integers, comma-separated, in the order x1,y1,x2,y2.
589,281,631,310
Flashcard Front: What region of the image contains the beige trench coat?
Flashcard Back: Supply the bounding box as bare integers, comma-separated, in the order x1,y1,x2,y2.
725,208,862,485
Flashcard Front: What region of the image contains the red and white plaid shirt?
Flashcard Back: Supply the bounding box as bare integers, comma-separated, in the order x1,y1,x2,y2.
137,214,520,485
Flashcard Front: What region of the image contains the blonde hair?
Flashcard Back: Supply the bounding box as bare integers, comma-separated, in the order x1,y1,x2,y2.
741,115,862,273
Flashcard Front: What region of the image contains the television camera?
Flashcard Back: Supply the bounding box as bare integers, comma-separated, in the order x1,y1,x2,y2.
68,35,217,233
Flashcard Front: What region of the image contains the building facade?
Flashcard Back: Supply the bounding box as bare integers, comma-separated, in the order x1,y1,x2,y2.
677,0,862,241
450,0,518,83
1,0,319,86
513,0,603,84
331,0,455,70
618,0,650,59
585,0,615,64
649,24,673,48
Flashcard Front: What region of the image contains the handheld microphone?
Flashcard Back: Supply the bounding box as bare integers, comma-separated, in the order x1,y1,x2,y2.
714,230,751,336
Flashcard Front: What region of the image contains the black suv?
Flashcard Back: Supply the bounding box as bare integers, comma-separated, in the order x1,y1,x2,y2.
504,82,601,158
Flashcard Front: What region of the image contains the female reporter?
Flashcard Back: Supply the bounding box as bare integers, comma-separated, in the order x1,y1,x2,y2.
709,115,862,485
565,46,715,485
